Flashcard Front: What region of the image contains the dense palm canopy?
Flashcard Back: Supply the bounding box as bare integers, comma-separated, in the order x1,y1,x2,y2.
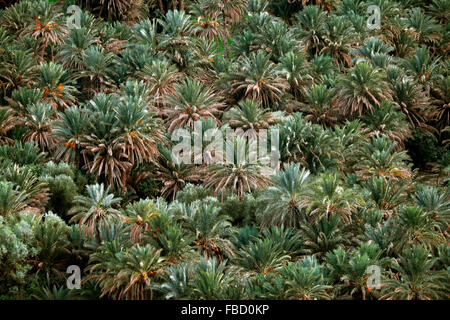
0,0,448,302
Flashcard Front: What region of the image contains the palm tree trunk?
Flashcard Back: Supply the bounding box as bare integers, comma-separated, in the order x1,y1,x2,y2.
180,0,184,11
224,37,229,58
75,150,81,170
173,0,178,11
222,9,229,58
158,0,165,14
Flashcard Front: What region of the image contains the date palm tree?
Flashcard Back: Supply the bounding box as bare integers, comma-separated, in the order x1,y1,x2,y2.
222,99,274,139
352,37,395,69
361,99,412,148
33,286,74,300
163,77,224,132
278,113,340,173
259,225,303,257
325,242,388,300
0,107,19,145
56,27,97,70
123,198,162,244
88,240,165,300
0,181,28,216
190,2,225,43
80,45,116,97
0,49,37,96
0,0,449,301
300,213,351,258
23,103,56,153
116,244,165,300
280,259,331,300
404,8,442,46
380,245,448,300
1,164,49,212
197,0,247,57
361,176,407,214
223,51,289,109
157,10,200,68
115,88,164,166
352,38,394,64
306,173,363,223
413,185,450,228
155,145,201,201
80,94,132,189
335,61,392,117
80,0,142,21
0,0,32,33
7,87,42,115
178,201,236,259
69,183,122,240
279,51,313,99
0,141,47,166
77,89,164,191
402,46,440,95
137,59,182,107
52,106,88,166
427,0,450,24
257,21,300,62
257,163,311,228
24,0,67,59
320,15,358,67
390,76,431,129
191,257,239,299
311,54,338,83
235,238,291,274
391,206,445,253
382,18,416,59
155,263,195,299
186,37,219,81
204,137,271,200
369,0,401,21
301,84,337,127
32,212,70,282
431,75,450,130
295,5,327,56
354,135,412,181
86,240,124,299
38,62,78,110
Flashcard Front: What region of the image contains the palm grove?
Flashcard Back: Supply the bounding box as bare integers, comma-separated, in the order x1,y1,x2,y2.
0,0,449,300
